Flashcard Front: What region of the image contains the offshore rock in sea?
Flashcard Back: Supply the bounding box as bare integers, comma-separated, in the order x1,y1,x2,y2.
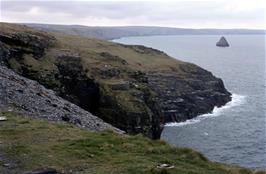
216,36,229,47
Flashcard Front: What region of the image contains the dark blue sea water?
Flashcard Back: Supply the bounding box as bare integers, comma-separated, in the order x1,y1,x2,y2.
113,35,266,169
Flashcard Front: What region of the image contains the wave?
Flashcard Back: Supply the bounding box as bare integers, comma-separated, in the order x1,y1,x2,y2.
165,94,246,127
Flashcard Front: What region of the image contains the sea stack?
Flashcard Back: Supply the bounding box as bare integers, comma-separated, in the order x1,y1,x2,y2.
216,36,229,47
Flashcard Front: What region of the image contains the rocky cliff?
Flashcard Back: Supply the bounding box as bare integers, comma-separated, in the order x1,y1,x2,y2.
0,23,231,139
0,65,122,133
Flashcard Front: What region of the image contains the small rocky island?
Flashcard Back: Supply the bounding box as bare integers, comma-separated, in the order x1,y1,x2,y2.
216,36,230,47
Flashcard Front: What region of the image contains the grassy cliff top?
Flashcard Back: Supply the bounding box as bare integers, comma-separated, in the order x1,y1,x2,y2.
0,110,252,174
0,22,191,75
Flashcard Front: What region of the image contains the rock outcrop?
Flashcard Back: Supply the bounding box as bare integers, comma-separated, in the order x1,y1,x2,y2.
0,23,232,139
147,68,231,123
216,36,230,47
0,65,122,133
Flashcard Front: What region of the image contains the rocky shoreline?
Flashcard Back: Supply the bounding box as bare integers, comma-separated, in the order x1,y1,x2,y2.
0,23,231,139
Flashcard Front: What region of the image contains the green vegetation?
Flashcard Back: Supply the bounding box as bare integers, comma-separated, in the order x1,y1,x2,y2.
0,111,251,174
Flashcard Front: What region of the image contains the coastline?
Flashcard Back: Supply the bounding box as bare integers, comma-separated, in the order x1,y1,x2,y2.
165,94,245,127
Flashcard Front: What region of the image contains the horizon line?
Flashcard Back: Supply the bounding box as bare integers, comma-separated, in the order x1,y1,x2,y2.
2,21,265,31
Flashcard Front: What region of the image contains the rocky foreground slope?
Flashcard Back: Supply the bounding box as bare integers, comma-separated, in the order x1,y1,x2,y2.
0,65,121,133
0,23,231,139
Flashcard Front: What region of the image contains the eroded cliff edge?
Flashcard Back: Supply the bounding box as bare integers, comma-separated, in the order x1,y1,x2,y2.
0,23,231,139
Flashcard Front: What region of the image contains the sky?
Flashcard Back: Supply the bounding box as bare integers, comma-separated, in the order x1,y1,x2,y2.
1,0,265,29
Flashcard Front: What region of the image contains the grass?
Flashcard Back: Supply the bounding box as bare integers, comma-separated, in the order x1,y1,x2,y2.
1,22,199,82
0,111,252,174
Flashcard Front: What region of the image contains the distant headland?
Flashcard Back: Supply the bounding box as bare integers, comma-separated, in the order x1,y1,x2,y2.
24,23,266,40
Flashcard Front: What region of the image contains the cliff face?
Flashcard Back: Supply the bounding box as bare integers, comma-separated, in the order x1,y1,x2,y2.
0,65,122,133
0,23,231,139
147,68,231,123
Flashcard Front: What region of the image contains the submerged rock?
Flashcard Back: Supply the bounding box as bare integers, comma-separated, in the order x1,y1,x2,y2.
216,36,229,47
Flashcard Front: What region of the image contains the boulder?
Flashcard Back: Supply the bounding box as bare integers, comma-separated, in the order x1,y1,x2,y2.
216,36,229,47
0,116,7,121
157,163,175,169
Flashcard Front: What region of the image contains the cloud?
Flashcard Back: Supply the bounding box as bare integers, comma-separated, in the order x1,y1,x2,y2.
1,0,265,29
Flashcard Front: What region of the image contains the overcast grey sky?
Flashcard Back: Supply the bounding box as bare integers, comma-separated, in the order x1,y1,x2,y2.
1,0,265,29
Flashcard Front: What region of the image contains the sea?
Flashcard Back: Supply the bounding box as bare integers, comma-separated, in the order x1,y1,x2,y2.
113,35,266,169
